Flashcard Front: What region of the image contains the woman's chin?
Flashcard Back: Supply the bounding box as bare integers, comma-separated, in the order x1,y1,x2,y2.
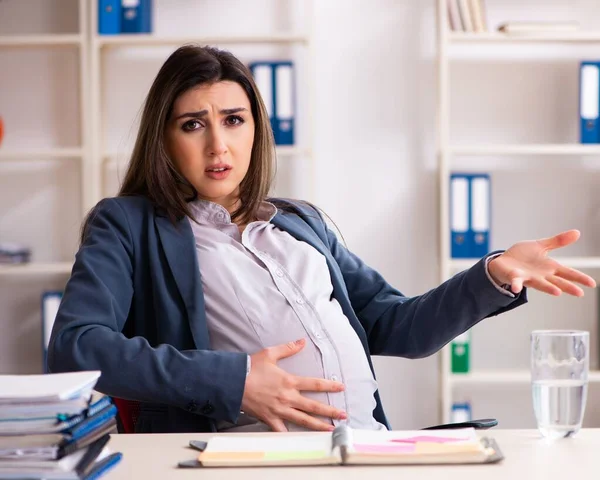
196,189,239,206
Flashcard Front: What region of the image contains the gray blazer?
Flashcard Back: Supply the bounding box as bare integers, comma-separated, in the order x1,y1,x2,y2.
48,196,526,432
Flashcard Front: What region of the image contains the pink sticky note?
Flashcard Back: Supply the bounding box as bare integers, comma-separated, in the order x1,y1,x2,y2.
353,443,416,454
391,435,464,444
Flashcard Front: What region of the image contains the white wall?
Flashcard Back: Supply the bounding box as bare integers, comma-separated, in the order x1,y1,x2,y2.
1,0,600,431
311,0,440,429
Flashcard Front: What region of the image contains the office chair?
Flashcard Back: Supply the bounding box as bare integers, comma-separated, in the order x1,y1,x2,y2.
113,398,141,434
112,397,497,434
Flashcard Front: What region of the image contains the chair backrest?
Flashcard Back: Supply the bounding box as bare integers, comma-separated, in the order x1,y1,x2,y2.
112,398,141,434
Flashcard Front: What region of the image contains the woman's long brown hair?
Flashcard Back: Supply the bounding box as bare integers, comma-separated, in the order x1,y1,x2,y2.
82,44,276,242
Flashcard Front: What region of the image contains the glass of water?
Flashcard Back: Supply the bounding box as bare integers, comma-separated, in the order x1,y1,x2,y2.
531,330,589,439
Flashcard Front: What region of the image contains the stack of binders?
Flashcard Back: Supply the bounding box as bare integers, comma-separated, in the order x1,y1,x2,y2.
249,61,295,146
0,371,121,480
449,173,491,259
98,0,152,35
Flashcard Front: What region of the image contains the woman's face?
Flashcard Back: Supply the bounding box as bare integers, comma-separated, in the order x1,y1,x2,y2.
165,81,255,211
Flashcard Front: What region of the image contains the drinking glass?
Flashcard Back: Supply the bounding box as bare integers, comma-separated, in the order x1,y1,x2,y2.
531,330,589,439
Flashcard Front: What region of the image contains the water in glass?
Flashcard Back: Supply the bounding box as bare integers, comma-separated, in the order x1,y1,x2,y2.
532,379,587,439
530,330,589,439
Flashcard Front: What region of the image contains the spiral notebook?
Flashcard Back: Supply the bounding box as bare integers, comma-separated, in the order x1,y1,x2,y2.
188,426,503,467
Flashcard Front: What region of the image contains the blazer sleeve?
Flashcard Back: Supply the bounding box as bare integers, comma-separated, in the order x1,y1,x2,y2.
47,198,247,423
324,227,528,359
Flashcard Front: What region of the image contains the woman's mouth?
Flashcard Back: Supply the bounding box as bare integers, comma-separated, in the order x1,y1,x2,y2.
205,164,232,180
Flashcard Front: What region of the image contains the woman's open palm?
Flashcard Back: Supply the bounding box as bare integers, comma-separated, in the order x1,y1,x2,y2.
487,230,597,297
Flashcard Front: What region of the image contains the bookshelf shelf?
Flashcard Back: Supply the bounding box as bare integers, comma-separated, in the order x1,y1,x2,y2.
0,34,83,47
95,33,310,49
0,148,84,160
0,262,73,277
450,257,600,271
449,31,600,43
450,144,600,156
450,370,600,385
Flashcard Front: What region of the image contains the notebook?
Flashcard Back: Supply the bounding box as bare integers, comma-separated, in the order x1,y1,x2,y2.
0,372,101,404
0,395,112,435
0,420,117,460
192,425,503,467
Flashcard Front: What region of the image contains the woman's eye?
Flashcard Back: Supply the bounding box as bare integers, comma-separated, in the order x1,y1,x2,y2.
182,120,201,132
225,115,244,126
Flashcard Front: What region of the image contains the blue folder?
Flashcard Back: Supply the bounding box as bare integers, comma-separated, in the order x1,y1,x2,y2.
469,173,491,258
249,61,278,143
579,61,600,144
450,173,471,258
121,0,153,34
273,61,295,145
98,0,121,34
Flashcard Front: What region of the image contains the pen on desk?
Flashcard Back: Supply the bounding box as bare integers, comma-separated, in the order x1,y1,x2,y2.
84,452,123,480
75,434,111,478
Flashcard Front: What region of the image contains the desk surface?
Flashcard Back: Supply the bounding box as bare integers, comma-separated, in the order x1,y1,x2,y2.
105,429,600,479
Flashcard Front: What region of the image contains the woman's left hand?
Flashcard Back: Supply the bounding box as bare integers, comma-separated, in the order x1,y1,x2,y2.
487,229,597,297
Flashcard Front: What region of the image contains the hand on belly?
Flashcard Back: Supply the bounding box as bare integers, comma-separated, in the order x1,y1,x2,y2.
241,338,348,431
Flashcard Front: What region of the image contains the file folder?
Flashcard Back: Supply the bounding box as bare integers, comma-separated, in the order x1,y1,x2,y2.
249,62,276,143
451,402,472,423
450,174,471,258
249,61,295,145
451,330,470,373
274,62,295,145
121,0,152,34
98,0,121,35
470,174,490,258
579,61,600,144
42,291,62,373
450,173,491,258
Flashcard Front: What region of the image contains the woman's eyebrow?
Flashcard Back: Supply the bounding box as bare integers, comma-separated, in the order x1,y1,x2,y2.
174,107,248,121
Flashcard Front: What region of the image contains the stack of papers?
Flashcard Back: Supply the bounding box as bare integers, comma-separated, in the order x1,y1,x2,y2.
0,371,122,479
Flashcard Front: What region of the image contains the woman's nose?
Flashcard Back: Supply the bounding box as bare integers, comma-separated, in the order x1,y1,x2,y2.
207,128,228,156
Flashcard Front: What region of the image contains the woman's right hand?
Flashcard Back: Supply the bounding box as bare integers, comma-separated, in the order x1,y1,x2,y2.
240,339,347,432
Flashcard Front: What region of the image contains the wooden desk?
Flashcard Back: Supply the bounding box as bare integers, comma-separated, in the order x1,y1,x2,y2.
105,429,600,479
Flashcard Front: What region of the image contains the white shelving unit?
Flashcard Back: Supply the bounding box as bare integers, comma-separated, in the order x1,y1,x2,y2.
0,0,91,374
88,0,316,211
0,0,314,373
0,0,314,281
0,0,89,278
436,0,600,424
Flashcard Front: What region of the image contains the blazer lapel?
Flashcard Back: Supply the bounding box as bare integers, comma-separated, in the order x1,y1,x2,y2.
271,212,330,258
154,215,209,350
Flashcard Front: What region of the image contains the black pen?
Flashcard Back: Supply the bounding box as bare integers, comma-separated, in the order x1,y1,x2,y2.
74,434,111,478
